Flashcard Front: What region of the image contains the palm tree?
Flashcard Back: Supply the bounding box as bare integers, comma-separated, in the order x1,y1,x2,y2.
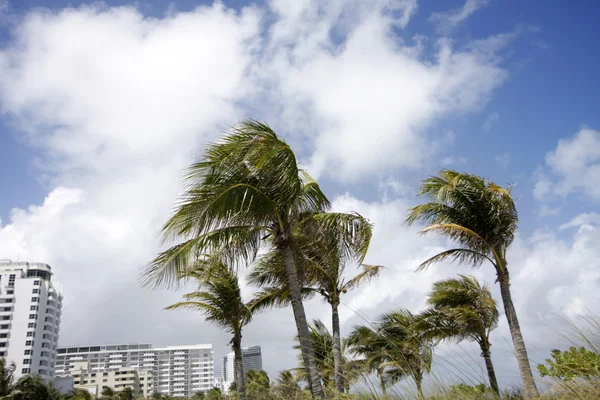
145,120,370,399
406,170,539,398
66,388,94,400
347,325,390,397
249,220,378,393
419,275,500,394
165,261,253,400
101,386,115,399
378,310,433,400
0,358,15,397
292,320,360,393
10,375,61,400
274,370,306,400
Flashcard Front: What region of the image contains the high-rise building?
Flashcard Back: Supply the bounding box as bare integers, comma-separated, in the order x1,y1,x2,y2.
55,343,214,397
0,260,63,381
221,346,262,391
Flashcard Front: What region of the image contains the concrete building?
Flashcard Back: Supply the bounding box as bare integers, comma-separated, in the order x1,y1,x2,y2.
0,260,63,381
221,346,262,391
57,361,154,397
55,343,214,397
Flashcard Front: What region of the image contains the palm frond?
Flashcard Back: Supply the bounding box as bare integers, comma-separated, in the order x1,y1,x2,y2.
342,264,384,292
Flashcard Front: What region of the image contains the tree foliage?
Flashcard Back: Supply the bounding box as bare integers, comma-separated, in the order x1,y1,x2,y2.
538,346,600,382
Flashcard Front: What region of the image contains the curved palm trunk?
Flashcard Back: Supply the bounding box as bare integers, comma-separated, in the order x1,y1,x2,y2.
233,335,247,400
331,302,345,393
282,241,325,399
497,268,539,398
414,371,424,400
377,367,387,398
479,338,499,395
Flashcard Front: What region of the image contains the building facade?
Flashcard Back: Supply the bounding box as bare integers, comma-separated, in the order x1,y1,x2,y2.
55,343,214,397
58,361,154,397
0,260,63,381
221,346,262,391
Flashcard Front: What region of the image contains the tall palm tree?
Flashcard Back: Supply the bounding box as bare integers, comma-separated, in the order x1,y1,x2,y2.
10,375,61,400
419,275,500,394
347,325,390,397
406,170,539,398
145,120,370,398
378,310,433,400
249,221,378,393
165,262,253,400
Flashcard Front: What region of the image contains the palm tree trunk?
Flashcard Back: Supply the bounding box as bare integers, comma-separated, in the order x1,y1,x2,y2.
281,241,325,399
377,367,387,398
233,335,247,400
331,302,345,393
480,338,499,395
497,268,539,398
414,372,424,400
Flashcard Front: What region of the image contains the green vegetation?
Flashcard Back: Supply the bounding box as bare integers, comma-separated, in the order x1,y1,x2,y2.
537,346,600,382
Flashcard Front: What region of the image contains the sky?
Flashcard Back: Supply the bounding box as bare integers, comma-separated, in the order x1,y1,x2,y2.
0,0,599,394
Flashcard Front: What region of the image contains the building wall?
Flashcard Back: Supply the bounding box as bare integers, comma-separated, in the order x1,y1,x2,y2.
0,260,63,381
56,343,214,397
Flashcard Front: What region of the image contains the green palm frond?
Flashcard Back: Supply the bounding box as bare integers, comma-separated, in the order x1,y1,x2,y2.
341,264,384,292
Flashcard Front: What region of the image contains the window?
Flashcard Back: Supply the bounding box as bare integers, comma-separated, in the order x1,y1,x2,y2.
21,368,29,374
103,379,107,382
29,314,36,320
41,351,49,357
2,308,10,312
25,340,34,346
0,334,7,339
23,359,31,365
1,317,8,321
42,334,51,339
32,289,39,294
28,323,36,328
31,297,39,303
4,299,12,303
39,369,46,376
34,280,40,286
26,332,35,337
6,290,13,295
30,306,38,311
0,325,8,330
24,350,31,355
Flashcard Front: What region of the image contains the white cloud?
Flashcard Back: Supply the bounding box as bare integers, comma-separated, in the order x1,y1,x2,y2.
440,156,468,166
429,0,489,34
534,128,600,204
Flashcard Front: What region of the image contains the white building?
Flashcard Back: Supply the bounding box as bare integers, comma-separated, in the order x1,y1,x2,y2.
56,343,214,397
0,260,63,381
221,346,262,391
58,361,154,397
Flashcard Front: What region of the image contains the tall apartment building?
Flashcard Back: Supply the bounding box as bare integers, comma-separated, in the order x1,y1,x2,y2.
0,260,63,381
221,346,262,391
55,343,214,397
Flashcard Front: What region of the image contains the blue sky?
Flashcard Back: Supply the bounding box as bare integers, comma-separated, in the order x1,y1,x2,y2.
0,0,599,391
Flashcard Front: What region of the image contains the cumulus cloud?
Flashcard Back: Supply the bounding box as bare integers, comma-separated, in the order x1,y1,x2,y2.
429,0,489,34
534,128,600,209
0,0,589,389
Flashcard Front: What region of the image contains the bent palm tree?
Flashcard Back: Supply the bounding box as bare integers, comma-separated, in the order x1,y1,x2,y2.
249,216,377,393
165,262,253,400
406,170,539,398
379,310,433,400
419,275,500,394
347,325,390,397
292,320,360,392
0,358,15,397
146,120,369,398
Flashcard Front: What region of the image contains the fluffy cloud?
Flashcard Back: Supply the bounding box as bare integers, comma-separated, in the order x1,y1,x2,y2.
536,128,600,202
0,0,590,391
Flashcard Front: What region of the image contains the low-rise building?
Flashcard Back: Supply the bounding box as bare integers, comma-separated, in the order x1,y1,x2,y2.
56,361,154,397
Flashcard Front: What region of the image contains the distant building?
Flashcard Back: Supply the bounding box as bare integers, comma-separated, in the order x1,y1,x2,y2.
55,343,214,397
0,260,63,381
56,361,154,397
221,346,262,391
